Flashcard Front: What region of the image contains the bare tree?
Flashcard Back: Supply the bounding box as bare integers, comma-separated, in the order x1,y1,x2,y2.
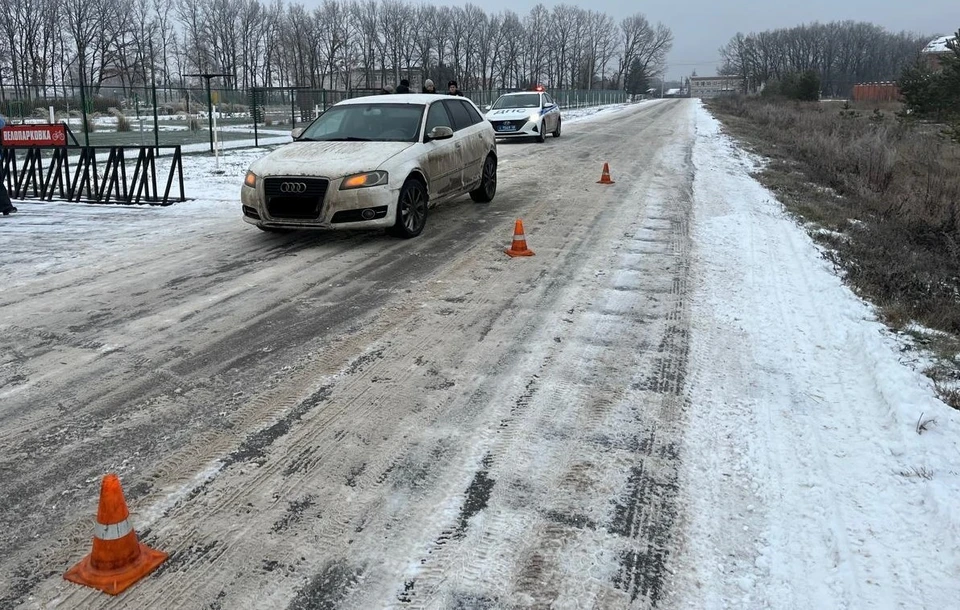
617,14,672,89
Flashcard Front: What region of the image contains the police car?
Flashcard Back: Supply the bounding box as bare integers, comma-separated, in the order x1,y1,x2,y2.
484,88,561,142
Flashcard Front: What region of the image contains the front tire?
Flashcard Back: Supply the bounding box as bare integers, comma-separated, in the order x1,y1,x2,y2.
536,122,546,143
470,155,497,203
552,118,561,138
388,178,428,238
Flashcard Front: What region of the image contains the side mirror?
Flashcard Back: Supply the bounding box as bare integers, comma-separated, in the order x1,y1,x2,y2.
291,127,305,139
427,126,454,141
484,105,492,111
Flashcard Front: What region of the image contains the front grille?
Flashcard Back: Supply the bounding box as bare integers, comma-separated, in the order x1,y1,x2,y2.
331,206,389,223
263,177,329,220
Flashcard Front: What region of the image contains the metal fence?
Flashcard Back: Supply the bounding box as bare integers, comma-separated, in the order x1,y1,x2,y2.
2,84,628,152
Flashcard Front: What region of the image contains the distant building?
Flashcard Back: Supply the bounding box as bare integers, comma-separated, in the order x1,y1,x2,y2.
922,35,957,71
689,76,742,98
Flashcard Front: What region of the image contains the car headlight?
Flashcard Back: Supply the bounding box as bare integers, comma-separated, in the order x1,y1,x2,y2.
340,171,389,190
244,171,257,188
528,112,540,123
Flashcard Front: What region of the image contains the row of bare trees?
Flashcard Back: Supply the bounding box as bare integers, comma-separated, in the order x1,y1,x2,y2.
0,0,673,99
719,22,932,97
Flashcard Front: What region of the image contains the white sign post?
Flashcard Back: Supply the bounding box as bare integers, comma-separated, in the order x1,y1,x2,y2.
212,103,220,171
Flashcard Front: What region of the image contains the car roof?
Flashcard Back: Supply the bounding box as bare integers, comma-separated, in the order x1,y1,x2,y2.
338,94,467,106
498,91,543,96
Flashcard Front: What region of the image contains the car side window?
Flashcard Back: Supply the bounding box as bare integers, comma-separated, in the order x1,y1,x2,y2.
460,101,484,125
425,102,452,137
444,100,473,132
544,94,555,106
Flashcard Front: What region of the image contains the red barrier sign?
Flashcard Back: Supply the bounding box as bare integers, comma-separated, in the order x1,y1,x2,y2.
0,124,68,147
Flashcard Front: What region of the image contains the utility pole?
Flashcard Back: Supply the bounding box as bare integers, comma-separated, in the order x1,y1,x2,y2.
183,72,231,152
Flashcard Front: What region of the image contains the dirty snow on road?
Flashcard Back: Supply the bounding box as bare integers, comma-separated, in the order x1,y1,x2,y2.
1,98,958,609
2,99,690,608
667,105,960,609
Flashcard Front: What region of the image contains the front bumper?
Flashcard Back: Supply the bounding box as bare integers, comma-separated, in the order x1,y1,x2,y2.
488,118,541,138
241,178,396,230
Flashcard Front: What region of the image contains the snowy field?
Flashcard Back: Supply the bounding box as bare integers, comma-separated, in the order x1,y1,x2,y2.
1,98,958,608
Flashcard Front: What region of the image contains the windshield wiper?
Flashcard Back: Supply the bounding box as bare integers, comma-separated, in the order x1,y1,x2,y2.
323,136,372,142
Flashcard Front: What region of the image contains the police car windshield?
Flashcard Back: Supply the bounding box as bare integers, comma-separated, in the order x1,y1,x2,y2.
299,103,425,142
492,94,541,110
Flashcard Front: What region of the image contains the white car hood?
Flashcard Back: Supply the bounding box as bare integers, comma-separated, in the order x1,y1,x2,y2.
250,141,414,178
486,108,540,120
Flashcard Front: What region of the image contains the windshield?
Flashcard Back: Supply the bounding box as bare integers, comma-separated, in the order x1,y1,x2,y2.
299,103,425,142
492,94,541,110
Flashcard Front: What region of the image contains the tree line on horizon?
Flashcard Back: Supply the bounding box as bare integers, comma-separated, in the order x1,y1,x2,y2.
0,0,673,98
718,21,935,97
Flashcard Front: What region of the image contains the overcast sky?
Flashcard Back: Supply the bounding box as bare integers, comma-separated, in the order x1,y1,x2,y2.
306,0,960,82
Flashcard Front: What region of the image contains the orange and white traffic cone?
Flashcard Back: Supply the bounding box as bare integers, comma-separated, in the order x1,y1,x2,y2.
504,219,535,257
597,162,614,184
64,473,167,595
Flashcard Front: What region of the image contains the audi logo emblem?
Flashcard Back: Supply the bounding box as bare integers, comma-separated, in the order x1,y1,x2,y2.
280,182,307,193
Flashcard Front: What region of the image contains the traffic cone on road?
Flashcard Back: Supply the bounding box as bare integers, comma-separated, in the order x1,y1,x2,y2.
597,163,614,185
64,474,167,595
504,219,535,257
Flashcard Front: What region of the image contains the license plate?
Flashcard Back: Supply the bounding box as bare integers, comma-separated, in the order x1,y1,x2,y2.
498,124,517,132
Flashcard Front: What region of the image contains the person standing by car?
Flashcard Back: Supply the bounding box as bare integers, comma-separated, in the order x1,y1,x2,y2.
379,85,395,95
0,113,18,216
396,79,411,94
447,80,464,96
422,79,437,94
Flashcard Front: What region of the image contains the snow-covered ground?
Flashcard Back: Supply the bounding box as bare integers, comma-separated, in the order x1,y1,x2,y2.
670,104,960,608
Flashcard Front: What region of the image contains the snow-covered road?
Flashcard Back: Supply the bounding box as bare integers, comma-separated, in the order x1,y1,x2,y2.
1,99,958,609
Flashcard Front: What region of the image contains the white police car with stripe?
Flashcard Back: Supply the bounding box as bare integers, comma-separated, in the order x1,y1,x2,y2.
484,90,561,143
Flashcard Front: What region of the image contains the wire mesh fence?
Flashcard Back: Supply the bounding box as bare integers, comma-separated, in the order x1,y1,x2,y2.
1,84,629,151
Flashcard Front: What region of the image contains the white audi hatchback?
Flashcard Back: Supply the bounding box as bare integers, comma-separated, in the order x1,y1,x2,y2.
241,94,498,238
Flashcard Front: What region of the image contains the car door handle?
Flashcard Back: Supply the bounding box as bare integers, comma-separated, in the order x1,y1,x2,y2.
455,143,462,149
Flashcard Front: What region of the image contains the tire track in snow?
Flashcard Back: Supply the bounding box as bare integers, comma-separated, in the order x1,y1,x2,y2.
383,105,696,608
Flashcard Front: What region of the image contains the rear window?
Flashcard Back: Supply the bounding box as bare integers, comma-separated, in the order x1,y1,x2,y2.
444,100,473,131
460,101,484,125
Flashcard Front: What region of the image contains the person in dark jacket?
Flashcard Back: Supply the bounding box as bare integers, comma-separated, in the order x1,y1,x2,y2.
396,79,411,94
0,114,17,215
422,79,437,94
447,80,464,96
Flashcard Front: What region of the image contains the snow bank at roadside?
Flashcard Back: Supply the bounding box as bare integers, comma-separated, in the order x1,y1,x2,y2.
670,102,960,609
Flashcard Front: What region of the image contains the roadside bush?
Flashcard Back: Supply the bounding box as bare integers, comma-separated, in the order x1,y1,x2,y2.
761,70,821,101
109,108,131,132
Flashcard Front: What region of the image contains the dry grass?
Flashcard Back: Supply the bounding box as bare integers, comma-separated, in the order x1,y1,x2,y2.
709,96,960,411
108,108,131,132
710,97,960,329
